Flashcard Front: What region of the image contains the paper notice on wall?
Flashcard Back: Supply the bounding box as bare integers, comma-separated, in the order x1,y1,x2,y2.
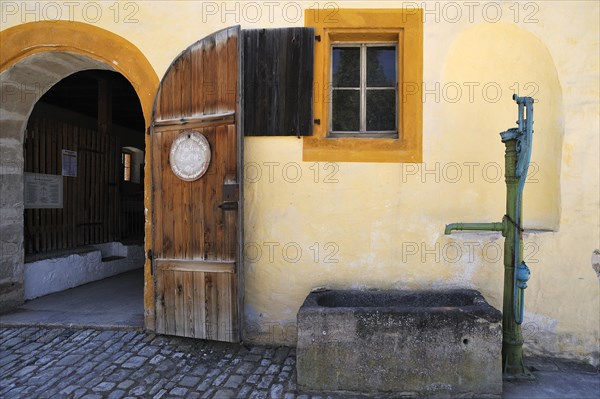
62,149,77,177
24,173,63,209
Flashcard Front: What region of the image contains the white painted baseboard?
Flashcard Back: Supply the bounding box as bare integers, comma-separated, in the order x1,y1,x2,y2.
24,242,144,300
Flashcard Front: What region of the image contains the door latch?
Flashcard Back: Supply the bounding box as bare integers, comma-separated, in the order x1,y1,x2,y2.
218,201,238,211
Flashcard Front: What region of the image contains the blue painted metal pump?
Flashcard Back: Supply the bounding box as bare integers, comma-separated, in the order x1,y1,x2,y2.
445,94,536,379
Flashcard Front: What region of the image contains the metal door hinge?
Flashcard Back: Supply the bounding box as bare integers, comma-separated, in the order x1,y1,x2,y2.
147,250,154,275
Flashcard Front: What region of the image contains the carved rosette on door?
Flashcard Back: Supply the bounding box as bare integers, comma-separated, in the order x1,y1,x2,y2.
169,131,211,182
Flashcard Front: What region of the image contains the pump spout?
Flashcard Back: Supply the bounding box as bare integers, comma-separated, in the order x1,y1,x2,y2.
444,221,505,235
443,96,535,379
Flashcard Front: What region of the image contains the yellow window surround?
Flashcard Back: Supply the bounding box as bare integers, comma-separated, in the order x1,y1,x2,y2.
304,8,423,163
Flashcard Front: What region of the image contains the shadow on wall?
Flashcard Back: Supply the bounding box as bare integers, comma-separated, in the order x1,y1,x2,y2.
441,22,563,231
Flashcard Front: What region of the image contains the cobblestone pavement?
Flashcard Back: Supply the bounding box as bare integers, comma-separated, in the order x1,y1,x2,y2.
2,326,599,399
0,326,330,399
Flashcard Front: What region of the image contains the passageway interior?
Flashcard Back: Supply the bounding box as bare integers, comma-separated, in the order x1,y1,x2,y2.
0,269,144,329
5,70,147,328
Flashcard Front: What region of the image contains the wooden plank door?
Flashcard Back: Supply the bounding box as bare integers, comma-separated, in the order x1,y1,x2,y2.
150,26,242,342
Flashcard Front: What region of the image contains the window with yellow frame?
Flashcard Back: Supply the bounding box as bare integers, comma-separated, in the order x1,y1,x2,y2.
304,8,423,163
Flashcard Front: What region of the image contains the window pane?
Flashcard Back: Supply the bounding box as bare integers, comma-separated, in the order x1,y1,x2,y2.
123,153,131,181
367,90,396,131
367,47,396,87
332,90,360,131
332,47,360,87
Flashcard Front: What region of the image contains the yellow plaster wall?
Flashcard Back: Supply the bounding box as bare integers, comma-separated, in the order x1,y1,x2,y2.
2,1,598,365
442,22,563,230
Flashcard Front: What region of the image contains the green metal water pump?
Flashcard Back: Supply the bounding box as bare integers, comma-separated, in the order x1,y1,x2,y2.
445,94,535,379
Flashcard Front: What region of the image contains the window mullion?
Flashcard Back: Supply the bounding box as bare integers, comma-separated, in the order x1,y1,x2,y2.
360,45,367,133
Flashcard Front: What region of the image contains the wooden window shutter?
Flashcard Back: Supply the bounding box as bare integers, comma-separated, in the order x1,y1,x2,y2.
242,28,314,137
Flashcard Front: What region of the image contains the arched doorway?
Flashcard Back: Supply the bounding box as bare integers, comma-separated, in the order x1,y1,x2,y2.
0,21,158,328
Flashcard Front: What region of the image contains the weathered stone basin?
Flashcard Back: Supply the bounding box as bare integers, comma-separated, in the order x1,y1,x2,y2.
297,289,502,397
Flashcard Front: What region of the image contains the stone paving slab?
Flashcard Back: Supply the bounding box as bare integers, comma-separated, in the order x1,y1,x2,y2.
1,327,598,399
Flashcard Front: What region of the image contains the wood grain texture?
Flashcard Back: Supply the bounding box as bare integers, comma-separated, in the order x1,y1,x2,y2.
152,26,241,342
154,269,236,341
23,116,120,255
155,259,235,273
242,28,314,137
154,112,234,128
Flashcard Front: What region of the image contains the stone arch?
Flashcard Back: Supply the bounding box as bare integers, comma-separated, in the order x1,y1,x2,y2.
0,21,158,312
440,23,563,231
1,21,158,130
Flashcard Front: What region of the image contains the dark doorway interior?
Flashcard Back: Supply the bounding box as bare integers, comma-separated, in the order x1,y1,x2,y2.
13,70,146,329
37,70,144,131
24,70,145,258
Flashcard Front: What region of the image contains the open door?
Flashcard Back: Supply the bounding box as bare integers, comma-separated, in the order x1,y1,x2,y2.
150,26,242,342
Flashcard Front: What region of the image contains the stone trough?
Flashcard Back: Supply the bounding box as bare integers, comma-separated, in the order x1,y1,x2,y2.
296,289,502,397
